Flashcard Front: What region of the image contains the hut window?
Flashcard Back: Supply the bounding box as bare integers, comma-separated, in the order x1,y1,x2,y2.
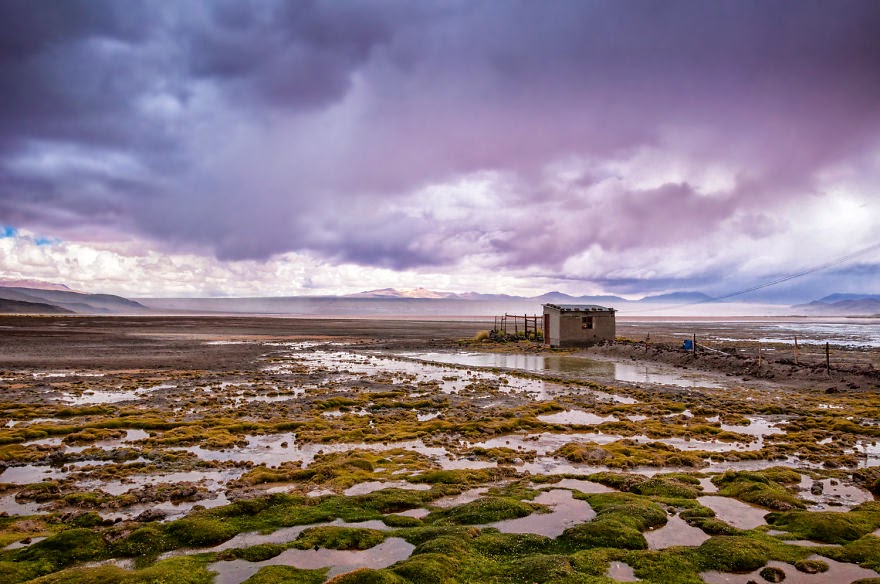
581,316,593,329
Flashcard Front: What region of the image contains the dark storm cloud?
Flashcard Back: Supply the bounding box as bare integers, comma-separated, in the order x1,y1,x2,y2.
2,0,880,291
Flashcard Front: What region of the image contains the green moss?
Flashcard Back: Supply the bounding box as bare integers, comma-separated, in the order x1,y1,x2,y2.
686,517,742,536
163,517,237,547
765,503,880,544
242,565,328,584
62,428,124,444
292,526,386,550
397,526,480,547
823,535,880,570
556,440,707,469
472,531,551,557
68,512,105,528
0,560,49,584
25,556,214,584
426,497,539,525
382,514,422,528
587,471,646,492
61,491,111,508
561,489,668,551
624,550,703,584
113,525,169,557
325,567,406,583
228,543,287,562
408,468,514,486
507,554,577,583
693,536,771,572
569,548,619,577
588,492,669,531
631,476,700,499
712,470,805,511
15,528,107,570
560,518,649,550
391,553,459,584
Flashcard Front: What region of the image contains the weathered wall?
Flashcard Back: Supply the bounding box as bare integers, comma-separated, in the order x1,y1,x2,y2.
544,310,615,347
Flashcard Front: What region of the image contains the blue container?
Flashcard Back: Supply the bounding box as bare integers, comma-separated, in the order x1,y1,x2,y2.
683,339,693,350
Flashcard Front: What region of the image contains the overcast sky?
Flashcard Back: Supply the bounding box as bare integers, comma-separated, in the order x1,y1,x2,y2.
1,0,879,300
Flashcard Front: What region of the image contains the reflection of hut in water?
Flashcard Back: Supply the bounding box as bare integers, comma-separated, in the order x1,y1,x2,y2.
543,304,616,347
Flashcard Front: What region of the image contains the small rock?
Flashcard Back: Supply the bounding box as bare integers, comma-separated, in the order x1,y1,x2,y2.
829,479,838,486
810,481,824,495
825,387,839,394
135,508,166,522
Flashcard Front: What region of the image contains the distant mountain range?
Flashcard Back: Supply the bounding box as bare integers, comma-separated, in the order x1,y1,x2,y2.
347,288,717,304
792,294,880,316
0,285,147,314
0,282,877,316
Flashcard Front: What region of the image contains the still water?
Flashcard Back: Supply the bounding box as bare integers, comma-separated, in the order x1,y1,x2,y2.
398,351,722,388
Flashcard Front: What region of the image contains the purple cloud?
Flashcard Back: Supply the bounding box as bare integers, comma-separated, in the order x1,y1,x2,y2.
1,0,879,296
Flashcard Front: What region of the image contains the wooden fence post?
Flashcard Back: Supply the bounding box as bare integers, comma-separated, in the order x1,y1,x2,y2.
826,342,831,374
794,336,799,365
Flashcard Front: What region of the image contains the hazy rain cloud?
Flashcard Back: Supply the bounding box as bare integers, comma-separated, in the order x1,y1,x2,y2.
1,0,879,298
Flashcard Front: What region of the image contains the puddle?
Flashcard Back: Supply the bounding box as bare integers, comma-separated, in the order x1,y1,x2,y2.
551,478,615,494
103,493,232,522
488,489,595,538
697,477,718,494
399,351,723,389
644,514,710,549
0,464,69,484
797,476,873,511
710,320,880,348
322,409,369,418
778,539,842,547
389,508,429,519
83,469,244,497
163,518,391,560
720,417,786,438
538,410,619,425
294,349,628,401
3,536,47,550
343,481,431,497
606,561,639,581
470,432,758,456
32,371,105,379
849,440,880,468
696,496,769,530
58,383,174,406
62,429,151,453
207,536,414,584
0,494,43,516
432,487,488,508
701,555,879,583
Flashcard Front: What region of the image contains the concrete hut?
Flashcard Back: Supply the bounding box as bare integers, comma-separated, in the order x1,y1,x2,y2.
543,303,616,347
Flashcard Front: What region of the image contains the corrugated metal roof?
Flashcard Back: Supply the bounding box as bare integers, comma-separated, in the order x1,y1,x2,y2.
543,303,615,312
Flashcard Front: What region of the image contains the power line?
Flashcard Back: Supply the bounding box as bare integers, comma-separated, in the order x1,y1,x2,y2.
630,240,880,313
712,241,880,302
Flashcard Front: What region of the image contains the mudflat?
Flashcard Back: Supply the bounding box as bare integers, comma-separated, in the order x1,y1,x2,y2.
0,315,878,584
